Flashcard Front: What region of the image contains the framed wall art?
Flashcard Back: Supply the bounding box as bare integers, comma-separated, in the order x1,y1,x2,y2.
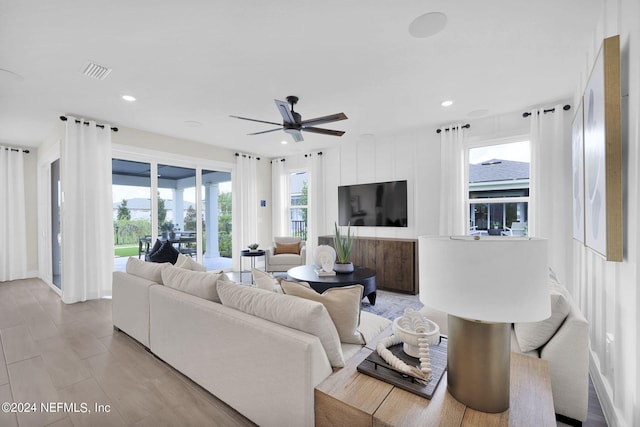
582,35,622,262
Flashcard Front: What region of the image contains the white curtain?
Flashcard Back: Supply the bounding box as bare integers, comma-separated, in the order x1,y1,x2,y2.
439,125,466,235
0,147,28,281
61,119,113,303
233,154,258,270
271,158,289,237
306,152,325,264
530,104,572,284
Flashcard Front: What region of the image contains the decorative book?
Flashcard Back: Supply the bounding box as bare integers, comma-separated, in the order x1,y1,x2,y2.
315,269,336,276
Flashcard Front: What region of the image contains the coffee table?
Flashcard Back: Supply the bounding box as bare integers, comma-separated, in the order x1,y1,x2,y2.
287,264,377,305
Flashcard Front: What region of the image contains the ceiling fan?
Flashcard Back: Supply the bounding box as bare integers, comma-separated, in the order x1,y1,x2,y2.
230,95,347,142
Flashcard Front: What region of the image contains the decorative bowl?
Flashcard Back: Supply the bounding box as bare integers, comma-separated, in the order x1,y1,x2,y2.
392,314,440,358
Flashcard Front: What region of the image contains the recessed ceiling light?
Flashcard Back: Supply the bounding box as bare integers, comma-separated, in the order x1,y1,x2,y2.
409,12,447,38
122,95,136,102
280,140,288,145
441,100,454,107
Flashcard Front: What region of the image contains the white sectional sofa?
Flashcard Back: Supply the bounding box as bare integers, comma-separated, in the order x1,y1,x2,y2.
422,272,589,424
112,258,390,427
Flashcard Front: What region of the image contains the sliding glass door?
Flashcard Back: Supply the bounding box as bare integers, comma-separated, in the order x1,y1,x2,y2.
112,158,231,271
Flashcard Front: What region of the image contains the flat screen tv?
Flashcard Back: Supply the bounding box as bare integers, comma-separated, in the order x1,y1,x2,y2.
338,180,408,227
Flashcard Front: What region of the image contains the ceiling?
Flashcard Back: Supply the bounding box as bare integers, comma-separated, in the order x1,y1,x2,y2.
0,1,602,157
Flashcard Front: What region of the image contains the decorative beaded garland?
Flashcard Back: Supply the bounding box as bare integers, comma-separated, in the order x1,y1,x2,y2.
376,309,431,381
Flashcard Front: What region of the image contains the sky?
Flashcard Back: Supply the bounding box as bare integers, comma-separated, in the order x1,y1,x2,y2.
469,140,530,164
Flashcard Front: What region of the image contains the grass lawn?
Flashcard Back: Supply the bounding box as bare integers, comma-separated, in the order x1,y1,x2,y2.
114,245,139,257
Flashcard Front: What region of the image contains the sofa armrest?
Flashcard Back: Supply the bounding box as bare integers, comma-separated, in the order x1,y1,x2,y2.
540,310,589,422
112,271,158,347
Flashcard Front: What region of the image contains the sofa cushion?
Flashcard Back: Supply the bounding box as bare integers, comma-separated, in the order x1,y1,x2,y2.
275,242,300,255
161,265,223,302
514,285,571,352
280,280,365,345
217,279,345,368
174,253,207,271
252,268,283,293
126,257,169,284
148,240,180,264
148,239,163,256
359,311,392,344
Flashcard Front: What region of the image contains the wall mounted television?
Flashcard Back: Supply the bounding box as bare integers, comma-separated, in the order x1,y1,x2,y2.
338,180,408,227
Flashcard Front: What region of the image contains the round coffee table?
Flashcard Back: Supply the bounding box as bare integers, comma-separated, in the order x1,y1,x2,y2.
287,265,377,305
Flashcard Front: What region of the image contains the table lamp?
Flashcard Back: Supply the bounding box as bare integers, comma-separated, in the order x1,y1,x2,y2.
418,236,550,413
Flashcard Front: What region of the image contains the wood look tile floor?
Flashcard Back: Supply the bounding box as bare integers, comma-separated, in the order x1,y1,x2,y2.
0,278,254,427
1,278,608,427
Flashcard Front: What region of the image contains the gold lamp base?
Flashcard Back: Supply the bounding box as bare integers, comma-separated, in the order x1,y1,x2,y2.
447,314,511,413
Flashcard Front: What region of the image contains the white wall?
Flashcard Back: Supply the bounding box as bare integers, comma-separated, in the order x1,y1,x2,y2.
573,1,640,426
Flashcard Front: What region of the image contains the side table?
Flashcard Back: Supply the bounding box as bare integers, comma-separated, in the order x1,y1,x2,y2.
239,249,265,283
315,329,556,427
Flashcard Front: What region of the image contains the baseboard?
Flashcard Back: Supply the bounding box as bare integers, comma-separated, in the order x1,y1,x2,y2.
589,350,625,427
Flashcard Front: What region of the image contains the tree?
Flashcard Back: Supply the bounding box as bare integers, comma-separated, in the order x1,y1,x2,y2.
117,199,131,220
300,180,308,223
184,205,197,231
157,192,167,224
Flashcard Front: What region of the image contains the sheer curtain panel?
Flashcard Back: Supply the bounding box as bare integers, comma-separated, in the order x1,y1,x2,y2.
0,147,27,281
61,119,113,303
439,125,466,235
306,152,325,264
530,105,572,284
271,159,289,237
232,154,258,270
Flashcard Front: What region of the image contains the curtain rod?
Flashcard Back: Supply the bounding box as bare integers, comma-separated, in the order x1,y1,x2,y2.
304,152,323,157
436,123,470,134
3,147,30,154
522,104,571,118
235,152,261,160
59,116,119,132
270,158,286,163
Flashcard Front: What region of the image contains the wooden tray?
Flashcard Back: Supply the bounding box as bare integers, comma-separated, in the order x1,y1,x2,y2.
356,338,447,399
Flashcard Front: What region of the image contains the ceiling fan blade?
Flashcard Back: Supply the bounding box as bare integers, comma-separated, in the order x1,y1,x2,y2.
284,128,304,142
301,127,345,137
230,115,282,126
247,127,283,136
274,99,296,124
299,112,347,127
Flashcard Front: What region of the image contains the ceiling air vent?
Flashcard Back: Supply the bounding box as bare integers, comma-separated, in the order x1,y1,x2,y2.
81,61,112,80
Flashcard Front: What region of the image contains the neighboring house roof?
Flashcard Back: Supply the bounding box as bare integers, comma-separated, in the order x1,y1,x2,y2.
468,159,530,183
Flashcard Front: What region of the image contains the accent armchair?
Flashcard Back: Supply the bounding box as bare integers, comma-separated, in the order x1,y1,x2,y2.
265,236,306,272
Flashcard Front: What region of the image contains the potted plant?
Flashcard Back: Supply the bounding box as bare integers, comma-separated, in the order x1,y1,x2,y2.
160,222,174,239
247,243,259,252
333,222,354,273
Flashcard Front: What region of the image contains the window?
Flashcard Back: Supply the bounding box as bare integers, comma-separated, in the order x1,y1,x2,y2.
112,158,232,271
467,141,530,236
289,171,308,240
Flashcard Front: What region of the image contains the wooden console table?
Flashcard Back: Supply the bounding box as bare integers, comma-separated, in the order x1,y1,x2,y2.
315,340,555,427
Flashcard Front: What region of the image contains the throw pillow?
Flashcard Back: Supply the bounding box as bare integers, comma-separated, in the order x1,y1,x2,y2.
514,287,571,352
217,280,344,368
174,253,207,272
148,241,180,264
252,268,283,293
280,280,365,345
161,265,223,302
126,257,169,284
148,239,163,257
275,242,300,255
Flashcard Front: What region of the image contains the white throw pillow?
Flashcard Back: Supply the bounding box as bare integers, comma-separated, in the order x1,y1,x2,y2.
161,265,223,302
514,286,571,352
174,254,207,272
126,257,170,284
217,280,345,367
280,280,365,345
252,268,283,293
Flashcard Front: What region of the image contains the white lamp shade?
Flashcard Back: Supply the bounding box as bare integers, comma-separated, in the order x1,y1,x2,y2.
419,236,550,323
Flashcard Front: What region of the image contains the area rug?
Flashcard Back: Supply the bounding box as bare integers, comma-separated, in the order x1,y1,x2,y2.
361,290,423,321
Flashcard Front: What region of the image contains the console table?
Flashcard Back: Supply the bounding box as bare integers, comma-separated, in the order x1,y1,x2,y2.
318,236,418,294
315,333,556,426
